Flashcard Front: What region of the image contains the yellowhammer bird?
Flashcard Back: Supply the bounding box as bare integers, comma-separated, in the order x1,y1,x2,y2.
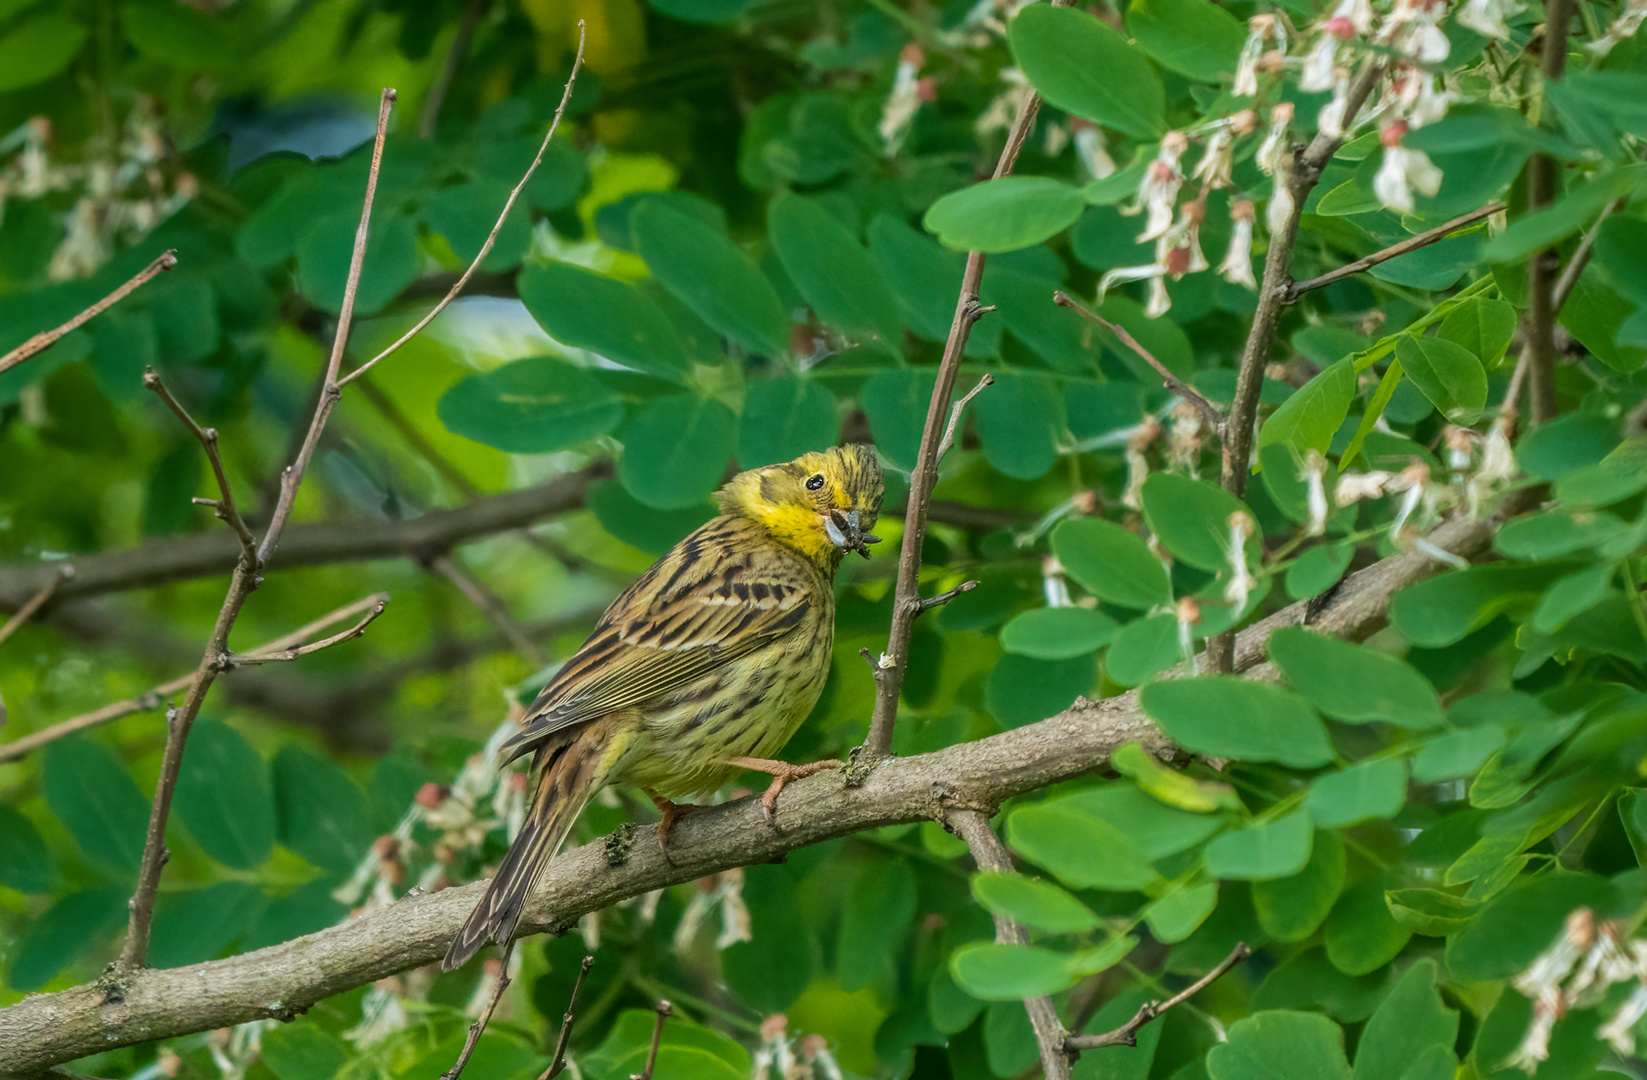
443,443,884,970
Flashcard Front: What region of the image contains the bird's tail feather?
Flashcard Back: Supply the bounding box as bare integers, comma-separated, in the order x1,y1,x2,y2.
442,720,617,970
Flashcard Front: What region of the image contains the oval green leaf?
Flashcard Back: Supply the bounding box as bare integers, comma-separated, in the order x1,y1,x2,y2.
1268,627,1443,729
970,872,1101,934
1051,517,1171,610
619,393,737,510
1204,812,1316,881
438,357,625,454
923,176,1085,254
519,261,691,380
1000,607,1119,660
737,377,839,468
1009,5,1165,139
768,192,901,350
1141,677,1335,768
633,201,789,358
1139,472,1259,574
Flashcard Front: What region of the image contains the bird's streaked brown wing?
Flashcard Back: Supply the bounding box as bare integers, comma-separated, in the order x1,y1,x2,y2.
496,519,819,767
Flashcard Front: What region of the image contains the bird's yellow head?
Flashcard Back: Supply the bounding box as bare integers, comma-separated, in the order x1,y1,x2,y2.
717,444,885,569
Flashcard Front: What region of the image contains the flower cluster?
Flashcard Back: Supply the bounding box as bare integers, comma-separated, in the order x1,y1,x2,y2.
1508,908,1647,1071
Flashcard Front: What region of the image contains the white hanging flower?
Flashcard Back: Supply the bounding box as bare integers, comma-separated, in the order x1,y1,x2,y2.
1457,0,1525,39
878,43,927,156
1071,118,1116,180
1134,130,1189,241
1590,0,1647,54
1191,124,1236,189
1233,14,1285,96
1373,121,1443,214
1217,200,1258,289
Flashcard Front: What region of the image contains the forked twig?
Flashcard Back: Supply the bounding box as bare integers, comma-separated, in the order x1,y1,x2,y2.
0,565,73,650
537,955,596,1080
0,251,177,377
913,580,979,617
1053,290,1224,434
0,592,390,764
230,598,388,665
143,369,257,557
336,23,586,391
1063,942,1251,1054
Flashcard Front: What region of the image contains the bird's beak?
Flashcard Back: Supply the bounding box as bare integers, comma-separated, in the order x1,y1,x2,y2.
825,510,881,559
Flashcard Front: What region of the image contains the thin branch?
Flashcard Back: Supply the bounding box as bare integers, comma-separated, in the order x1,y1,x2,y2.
1520,0,1575,427
1552,197,1623,316
0,590,390,763
0,503,1512,1073
118,90,398,971
630,1000,673,1080
0,565,72,650
914,580,979,618
1285,201,1505,301
861,0,1074,762
936,373,995,463
1053,290,1225,433
537,955,596,1080
231,598,388,666
1062,942,1251,1054
442,943,516,1080
336,25,586,391
143,369,257,557
426,553,548,668
949,809,1071,1080
0,251,176,377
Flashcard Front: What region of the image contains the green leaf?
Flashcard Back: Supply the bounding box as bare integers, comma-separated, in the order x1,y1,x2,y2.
984,653,1097,730
1253,832,1345,942
0,13,87,91
1207,1011,1352,1080
1127,0,1246,79
837,858,916,991
150,881,265,968
1286,543,1354,601
437,357,624,454
1105,613,1185,686
737,377,839,468
175,720,275,871
1010,5,1165,139
1204,812,1315,880
1260,358,1355,457
724,866,817,1012
1255,949,1388,1024
422,179,532,272
1352,959,1458,1080
1112,741,1241,813
1139,473,1258,574
1622,789,1647,868
1444,871,1618,980
1324,878,1412,976
1007,805,1158,891
588,479,713,556
867,215,1002,356
1144,880,1219,943
1385,888,1479,937
261,1025,354,1080
633,201,790,357
1306,759,1408,828
0,806,56,893
1483,165,1641,263
1496,509,1630,560
970,872,1101,934
999,607,1119,660
1051,517,1172,610
294,210,420,316
618,394,737,510
7,887,127,991
1394,335,1485,423
1554,440,1647,506
974,371,1066,480
43,738,150,879
949,942,1082,1000
272,746,374,877
1066,933,1138,977
923,177,1085,253
1409,726,1507,783
1141,678,1335,769
1533,563,1615,633
859,368,935,471
768,192,900,350
519,261,691,380
1268,627,1443,729
1436,297,1517,367
1389,565,1552,647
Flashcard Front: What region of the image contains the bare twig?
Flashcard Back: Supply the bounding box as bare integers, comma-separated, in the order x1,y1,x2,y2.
1520,0,1575,427
537,955,596,1080
118,90,398,971
949,809,1071,1080
0,592,390,763
0,565,72,651
935,373,995,463
1054,290,1225,433
231,598,388,666
337,24,586,391
442,944,516,1080
861,0,1074,762
419,0,490,138
143,369,257,557
0,251,176,377
630,1000,673,1080
1063,942,1251,1054
426,553,548,668
914,580,979,617
1552,197,1623,317
1285,201,1505,301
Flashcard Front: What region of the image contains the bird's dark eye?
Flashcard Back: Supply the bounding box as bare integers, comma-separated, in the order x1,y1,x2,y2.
806,473,826,491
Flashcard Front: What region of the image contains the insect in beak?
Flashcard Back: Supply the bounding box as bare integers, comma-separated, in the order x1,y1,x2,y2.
825,510,879,559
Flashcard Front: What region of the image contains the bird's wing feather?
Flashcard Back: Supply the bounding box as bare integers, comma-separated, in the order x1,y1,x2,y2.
497,520,819,766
